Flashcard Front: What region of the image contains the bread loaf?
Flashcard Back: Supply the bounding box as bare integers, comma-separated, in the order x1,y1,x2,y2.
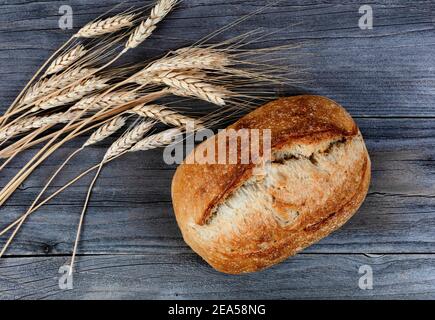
171,96,371,274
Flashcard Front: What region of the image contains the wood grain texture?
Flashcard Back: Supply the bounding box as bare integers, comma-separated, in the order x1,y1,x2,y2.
0,254,434,300
1,119,433,255
0,0,434,299
0,0,434,117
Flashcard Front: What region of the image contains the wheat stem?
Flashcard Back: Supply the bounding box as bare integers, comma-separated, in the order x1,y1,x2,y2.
67,116,128,273
0,128,184,241
0,116,127,256
0,163,100,238
69,122,152,274
0,148,83,259
0,127,45,172
0,124,203,252
69,162,102,275
0,151,129,239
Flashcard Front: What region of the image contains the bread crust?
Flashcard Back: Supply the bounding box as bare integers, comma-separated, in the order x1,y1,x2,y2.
172,96,371,274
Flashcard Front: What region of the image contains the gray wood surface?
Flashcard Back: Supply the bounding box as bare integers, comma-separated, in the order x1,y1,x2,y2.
1,254,434,300
0,0,434,300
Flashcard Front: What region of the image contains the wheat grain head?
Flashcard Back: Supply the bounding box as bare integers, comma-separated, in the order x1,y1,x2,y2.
33,77,110,112
130,128,182,152
131,104,201,128
19,68,96,106
75,14,135,38
44,45,87,76
0,111,84,143
125,0,177,49
84,116,126,147
152,48,230,72
71,91,139,112
148,70,229,106
104,121,154,159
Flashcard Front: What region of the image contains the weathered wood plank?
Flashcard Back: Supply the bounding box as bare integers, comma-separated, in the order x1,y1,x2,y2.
0,0,434,299
0,253,434,300
0,119,433,255
0,0,434,116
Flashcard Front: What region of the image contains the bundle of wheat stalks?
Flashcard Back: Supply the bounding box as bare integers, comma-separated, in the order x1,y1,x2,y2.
0,0,289,273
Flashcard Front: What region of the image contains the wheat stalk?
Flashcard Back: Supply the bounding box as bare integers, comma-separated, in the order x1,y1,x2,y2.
158,71,228,106
0,77,168,227
71,91,139,112
70,118,153,275
150,48,230,72
0,2,288,269
129,48,230,86
0,90,169,159
130,104,200,128
138,70,228,106
84,116,126,147
44,45,87,76
0,111,84,143
14,1,175,119
32,77,110,112
40,2,175,108
0,115,127,259
130,128,182,152
104,121,154,160
75,14,135,38
125,0,177,49
19,68,96,106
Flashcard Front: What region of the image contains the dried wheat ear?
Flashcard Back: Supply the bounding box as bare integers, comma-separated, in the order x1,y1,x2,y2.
32,77,110,112
75,14,136,38
84,116,126,147
104,121,154,159
0,0,288,272
71,92,139,112
19,68,96,106
131,128,183,152
126,0,178,49
130,104,201,128
44,45,87,76
0,111,83,143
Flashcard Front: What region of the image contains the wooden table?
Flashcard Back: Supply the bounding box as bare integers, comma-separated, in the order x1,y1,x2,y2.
0,0,434,300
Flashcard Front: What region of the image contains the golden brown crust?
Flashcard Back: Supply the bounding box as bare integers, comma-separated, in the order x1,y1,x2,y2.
171,95,371,274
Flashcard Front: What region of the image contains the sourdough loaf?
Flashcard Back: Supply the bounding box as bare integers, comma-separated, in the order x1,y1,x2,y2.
171,96,371,274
